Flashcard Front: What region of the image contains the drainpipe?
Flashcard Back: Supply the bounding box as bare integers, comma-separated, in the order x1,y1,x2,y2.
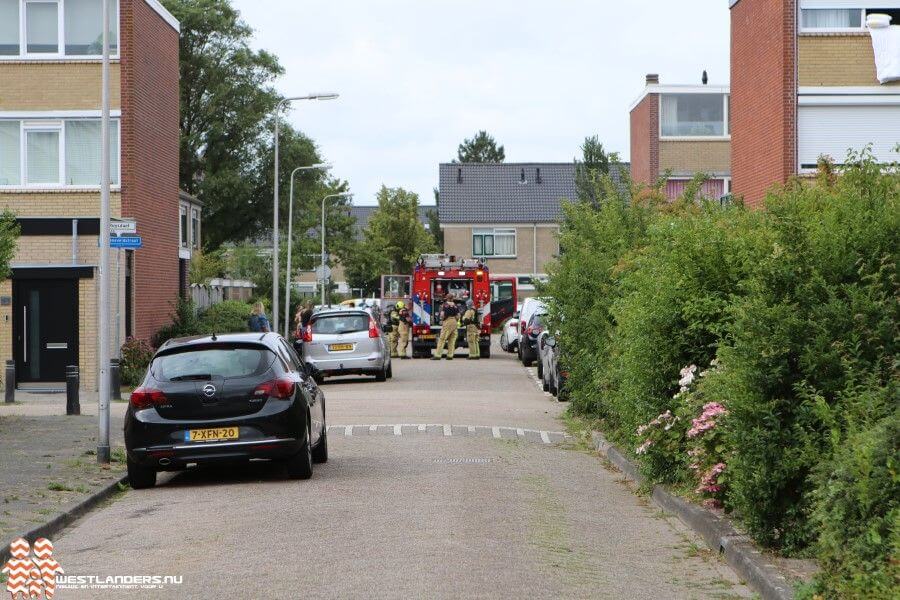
532,223,537,277
71,219,78,264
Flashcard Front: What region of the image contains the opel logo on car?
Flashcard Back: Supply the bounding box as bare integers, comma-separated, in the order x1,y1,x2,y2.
202,384,216,398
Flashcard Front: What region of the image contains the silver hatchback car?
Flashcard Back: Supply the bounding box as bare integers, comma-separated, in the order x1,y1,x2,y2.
300,307,392,382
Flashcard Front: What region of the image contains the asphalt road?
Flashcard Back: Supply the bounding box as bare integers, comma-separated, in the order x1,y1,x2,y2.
52,340,750,599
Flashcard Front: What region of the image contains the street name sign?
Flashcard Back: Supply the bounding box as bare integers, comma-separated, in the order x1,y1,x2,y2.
110,236,142,249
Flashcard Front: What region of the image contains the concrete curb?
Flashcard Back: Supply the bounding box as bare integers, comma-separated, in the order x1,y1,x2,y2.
591,431,794,600
0,475,128,564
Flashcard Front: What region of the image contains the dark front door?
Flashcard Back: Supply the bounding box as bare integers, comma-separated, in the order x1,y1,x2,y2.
13,279,79,383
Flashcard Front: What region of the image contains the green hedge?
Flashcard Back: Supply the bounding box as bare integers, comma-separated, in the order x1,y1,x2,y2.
547,154,899,597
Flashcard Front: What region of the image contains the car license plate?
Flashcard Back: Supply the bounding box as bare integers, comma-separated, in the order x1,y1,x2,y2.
329,343,354,351
420,334,436,340
186,427,239,442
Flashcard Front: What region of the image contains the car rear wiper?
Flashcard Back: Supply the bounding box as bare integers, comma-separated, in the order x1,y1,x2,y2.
169,373,212,381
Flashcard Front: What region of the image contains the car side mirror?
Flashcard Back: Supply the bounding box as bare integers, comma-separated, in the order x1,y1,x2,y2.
512,312,519,319
293,339,304,353
546,337,557,348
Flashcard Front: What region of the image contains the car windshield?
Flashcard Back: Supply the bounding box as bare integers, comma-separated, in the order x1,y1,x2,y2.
152,347,274,381
530,314,545,328
311,313,370,335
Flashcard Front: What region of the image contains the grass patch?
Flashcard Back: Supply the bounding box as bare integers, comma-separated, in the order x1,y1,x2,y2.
47,482,73,492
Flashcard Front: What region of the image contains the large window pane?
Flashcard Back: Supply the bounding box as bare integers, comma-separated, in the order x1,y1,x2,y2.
65,0,118,55
661,94,725,137
64,120,119,185
801,9,861,29
0,121,20,185
0,0,19,55
26,2,59,54
26,130,60,184
473,234,483,256
494,230,515,256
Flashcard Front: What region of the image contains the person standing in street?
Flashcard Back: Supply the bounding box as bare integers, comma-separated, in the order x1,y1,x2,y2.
461,299,480,360
396,301,411,359
248,301,271,333
388,302,401,358
432,294,459,360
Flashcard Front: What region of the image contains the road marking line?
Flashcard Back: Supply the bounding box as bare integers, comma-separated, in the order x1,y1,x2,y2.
540,431,551,444
369,425,377,433
492,426,501,438
467,425,476,434
516,428,525,438
344,425,353,437
443,424,452,437
393,424,402,436
418,424,426,432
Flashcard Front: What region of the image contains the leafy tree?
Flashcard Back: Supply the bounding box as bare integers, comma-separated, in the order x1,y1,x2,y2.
575,135,619,207
0,211,19,279
456,130,505,163
426,188,443,250
341,186,435,294
163,0,283,248
188,249,225,284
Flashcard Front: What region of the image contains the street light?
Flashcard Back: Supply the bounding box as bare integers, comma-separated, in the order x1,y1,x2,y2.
272,92,339,333
97,0,112,464
284,163,332,337
320,192,353,305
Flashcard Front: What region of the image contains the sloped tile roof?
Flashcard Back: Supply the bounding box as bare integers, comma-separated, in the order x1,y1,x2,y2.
438,162,629,224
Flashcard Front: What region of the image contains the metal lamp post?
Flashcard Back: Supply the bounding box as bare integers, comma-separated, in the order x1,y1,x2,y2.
272,93,339,333
284,163,332,337
97,0,112,464
320,192,353,305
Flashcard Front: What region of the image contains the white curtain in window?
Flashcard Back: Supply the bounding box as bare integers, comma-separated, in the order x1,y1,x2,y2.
65,120,118,185
26,131,60,184
65,0,118,55
26,2,59,53
494,231,516,256
660,95,679,137
0,121,20,185
0,0,19,55
802,9,861,28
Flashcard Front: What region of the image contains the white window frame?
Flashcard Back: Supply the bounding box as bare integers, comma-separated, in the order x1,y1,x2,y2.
179,203,188,248
22,119,63,186
0,114,121,189
473,227,517,258
799,5,900,33
659,93,731,141
190,207,200,249
3,0,121,60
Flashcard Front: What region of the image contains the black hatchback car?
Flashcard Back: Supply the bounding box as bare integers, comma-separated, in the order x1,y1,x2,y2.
124,333,327,489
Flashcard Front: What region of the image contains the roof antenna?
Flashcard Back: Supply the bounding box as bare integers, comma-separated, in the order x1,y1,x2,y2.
702,70,708,85
211,333,217,341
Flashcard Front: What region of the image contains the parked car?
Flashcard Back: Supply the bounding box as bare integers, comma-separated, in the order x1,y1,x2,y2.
124,332,327,489
300,306,392,382
517,298,547,366
541,334,567,400
499,309,521,353
520,311,547,367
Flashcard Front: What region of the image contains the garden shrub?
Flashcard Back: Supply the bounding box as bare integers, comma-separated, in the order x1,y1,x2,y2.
151,297,201,347
548,150,898,593
119,337,154,387
198,300,252,334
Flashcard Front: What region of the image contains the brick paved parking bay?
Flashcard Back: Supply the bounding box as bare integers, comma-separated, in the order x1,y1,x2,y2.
41,340,751,598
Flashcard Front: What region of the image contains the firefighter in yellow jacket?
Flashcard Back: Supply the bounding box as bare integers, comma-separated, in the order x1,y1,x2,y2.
432,294,459,360
461,299,481,360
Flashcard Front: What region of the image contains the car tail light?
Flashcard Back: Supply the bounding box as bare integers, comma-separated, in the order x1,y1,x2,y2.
130,387,167,410
253,378,295,399
368,317,380,338
301,325,312,343
519,321,525,333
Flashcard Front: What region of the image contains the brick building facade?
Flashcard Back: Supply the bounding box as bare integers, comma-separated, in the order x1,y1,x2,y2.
729,0,900,207
0,0,180,388
630,74,732,201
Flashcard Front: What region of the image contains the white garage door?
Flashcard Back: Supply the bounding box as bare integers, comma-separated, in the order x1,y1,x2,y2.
798,104,900,169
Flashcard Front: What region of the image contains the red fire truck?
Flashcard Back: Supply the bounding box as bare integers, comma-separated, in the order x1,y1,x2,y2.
408,254,493,359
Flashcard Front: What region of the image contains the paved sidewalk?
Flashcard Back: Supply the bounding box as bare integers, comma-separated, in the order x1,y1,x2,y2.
0,393,126,546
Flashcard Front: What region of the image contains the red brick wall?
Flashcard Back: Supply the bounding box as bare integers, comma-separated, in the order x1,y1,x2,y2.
120,0,180,340
730,0,797,208
630,93,659,186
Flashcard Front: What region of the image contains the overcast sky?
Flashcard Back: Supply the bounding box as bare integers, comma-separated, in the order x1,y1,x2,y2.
230,1,731,206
